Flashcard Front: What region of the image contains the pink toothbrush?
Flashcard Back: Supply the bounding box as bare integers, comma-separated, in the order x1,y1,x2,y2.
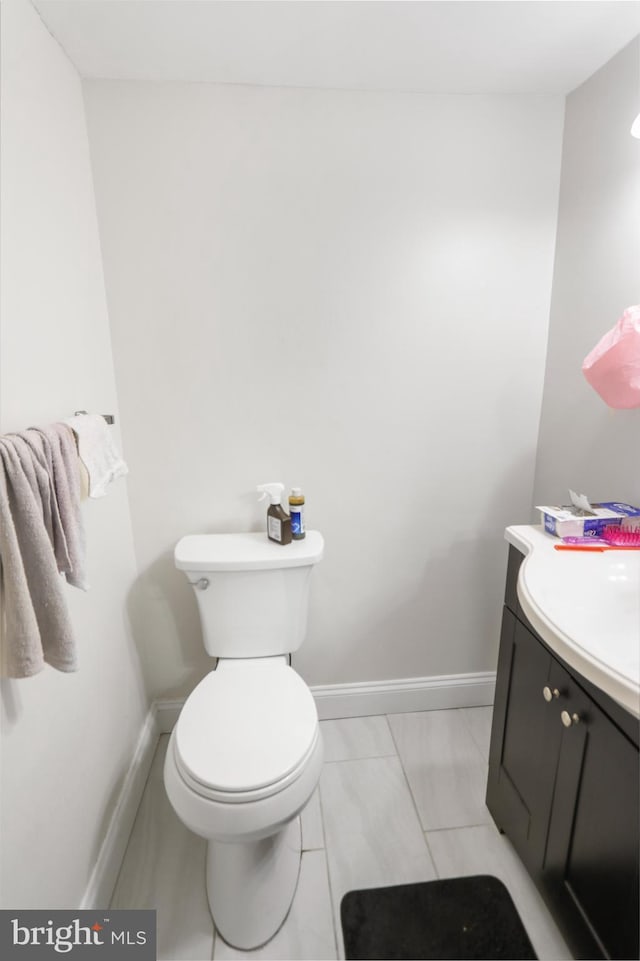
555,526,640,552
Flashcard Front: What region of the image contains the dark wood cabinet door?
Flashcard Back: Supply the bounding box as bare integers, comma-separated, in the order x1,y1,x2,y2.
543,661,640,960
488,548,639,959
487,614,563,876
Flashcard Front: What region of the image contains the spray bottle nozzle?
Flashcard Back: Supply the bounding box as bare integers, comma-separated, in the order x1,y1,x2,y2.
256,482,285,505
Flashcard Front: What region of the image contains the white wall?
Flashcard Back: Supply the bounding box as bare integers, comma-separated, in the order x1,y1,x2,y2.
534,38,640,505
84,80,564,698
0,0,146,908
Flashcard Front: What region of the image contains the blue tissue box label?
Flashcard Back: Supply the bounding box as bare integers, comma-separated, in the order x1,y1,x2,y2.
599,502,640,517
583,519,612,534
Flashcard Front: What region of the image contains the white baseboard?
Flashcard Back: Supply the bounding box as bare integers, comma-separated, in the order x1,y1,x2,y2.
80,706,160,909
311,671,496,719
154,671,496,727
155,698,185,733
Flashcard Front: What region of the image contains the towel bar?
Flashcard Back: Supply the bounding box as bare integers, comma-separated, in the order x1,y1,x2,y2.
74,410,114,425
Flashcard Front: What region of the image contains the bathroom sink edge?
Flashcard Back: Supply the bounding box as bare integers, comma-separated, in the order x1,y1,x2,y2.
505,525,640,720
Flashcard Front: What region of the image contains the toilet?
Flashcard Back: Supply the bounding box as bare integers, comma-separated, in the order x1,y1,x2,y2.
163,530,324,950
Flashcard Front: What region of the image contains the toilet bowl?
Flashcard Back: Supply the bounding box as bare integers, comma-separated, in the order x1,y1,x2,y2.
164,657,324,948
164,530,324,949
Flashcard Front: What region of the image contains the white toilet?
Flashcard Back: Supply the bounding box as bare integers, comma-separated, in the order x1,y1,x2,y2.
163,530,324,950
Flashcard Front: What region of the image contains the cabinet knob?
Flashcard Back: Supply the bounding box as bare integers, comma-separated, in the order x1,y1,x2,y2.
543,686,560,702
561,710,581,727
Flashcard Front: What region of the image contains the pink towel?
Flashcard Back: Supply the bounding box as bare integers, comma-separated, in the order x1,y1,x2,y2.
0,439,77,677
35,424,87,590
13,425,88,589
12,430,72,578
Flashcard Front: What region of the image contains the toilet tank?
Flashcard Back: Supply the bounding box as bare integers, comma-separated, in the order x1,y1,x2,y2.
174,531,324,658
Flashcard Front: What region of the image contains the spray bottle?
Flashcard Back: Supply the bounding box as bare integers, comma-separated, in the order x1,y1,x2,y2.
257,482,292,545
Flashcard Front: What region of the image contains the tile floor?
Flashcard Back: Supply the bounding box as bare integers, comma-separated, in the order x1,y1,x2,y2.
110,707,573,960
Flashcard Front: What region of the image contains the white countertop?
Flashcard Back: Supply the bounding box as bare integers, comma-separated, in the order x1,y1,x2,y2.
506,525,640,719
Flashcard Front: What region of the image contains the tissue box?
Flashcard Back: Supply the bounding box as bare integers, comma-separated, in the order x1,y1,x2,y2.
537,501,640,538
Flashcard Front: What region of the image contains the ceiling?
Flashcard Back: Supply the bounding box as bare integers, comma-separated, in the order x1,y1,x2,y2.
32,0,640,95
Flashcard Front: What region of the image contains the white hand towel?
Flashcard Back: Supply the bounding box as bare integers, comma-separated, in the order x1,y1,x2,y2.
0,440,77,677
64,414,128,498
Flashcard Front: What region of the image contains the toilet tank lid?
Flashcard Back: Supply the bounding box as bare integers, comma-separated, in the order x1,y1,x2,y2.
175,530,324,571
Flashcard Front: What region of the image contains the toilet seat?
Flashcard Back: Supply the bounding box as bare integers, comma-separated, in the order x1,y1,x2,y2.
174,658,319,804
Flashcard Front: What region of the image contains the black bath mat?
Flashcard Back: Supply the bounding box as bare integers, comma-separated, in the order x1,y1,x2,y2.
340,875,537,960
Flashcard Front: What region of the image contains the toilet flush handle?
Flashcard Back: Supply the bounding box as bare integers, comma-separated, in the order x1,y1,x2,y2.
193,577,210,591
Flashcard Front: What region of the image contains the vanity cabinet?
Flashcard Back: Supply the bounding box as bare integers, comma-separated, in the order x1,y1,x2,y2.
486,546,639,960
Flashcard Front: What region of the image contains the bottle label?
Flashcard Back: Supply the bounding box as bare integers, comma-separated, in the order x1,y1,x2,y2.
268,515,282,542
290,506,305,536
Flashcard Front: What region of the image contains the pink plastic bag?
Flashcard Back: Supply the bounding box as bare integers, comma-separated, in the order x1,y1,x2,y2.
582,305,640,409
